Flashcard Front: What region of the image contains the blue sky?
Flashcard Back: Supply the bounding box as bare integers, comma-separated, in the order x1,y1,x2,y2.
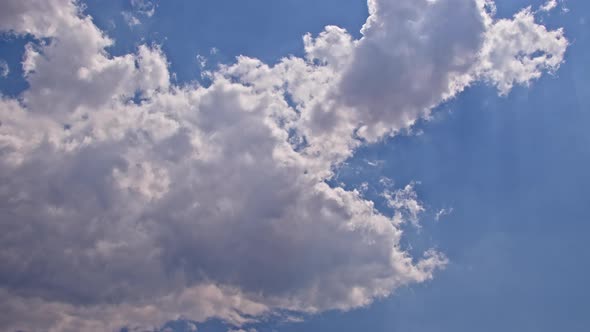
0,1,588,332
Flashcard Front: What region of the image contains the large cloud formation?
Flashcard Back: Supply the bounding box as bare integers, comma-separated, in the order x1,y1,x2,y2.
0,0,567,331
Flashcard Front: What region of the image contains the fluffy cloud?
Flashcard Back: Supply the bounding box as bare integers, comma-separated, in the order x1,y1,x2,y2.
337,0,486,141
0,0,73,36
0,0,568,331
476,5,568,94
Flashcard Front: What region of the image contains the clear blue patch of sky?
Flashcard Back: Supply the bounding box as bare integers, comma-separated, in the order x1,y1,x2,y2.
0,34,37,97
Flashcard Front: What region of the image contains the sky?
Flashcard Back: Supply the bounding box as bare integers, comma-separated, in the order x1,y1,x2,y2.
0,0,588,332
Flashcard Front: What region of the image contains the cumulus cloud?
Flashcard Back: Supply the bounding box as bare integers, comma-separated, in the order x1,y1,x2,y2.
337,0,486,141
0,0,73,36
0,0,568,331
476,6,568,94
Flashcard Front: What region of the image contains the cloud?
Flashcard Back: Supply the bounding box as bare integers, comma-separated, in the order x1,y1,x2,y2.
0,60,8,77
0,0,568,331
121,0,158,27
337,0,486,141
131,0,156,17
539,0,558,12
476,6,568,95
435,208,454,222
0,0,73,36
383,182,425,228
122,11,141,27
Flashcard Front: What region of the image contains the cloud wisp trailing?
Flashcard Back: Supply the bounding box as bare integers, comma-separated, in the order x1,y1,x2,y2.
0,0,567,331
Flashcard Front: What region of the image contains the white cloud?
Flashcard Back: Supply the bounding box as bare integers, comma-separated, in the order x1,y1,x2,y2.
131,0,156,17
196,54,208,69
476,6,568,95
0,60,8,77
0,0,568,331
122,0,157,26
383,182,425,228
435,208,454,222
539,0,558,12
122,11,141,27
337,0,486,141
0,0,73,36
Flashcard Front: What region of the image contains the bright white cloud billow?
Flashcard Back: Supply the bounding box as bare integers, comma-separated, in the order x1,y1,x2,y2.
0,0,567,331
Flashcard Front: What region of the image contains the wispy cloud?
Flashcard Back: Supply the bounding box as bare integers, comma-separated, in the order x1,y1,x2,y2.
0,59,8,77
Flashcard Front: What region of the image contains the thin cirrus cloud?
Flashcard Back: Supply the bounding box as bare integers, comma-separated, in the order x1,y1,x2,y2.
0,0,567,331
